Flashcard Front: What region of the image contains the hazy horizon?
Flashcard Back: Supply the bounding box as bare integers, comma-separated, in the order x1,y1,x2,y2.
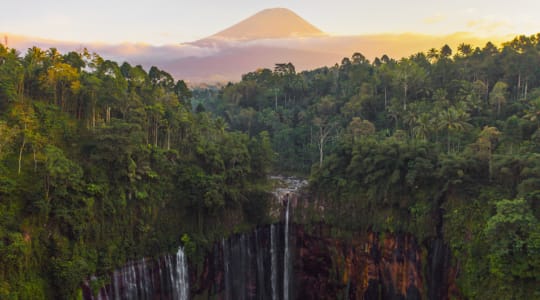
2,1,539,45
2,3,537,83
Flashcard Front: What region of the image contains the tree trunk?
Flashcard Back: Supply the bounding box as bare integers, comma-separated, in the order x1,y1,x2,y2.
154,119,158,147
106,106,111,123
319,134,324,168
167,126,171,150
384,87,387,109
18,132,26,175
60,86,65,112
45,175,50,203
33,146,37,172
274,90,277,111
447,131,451,154
488,151,493,182
403,83,408,111
485,80,490,104
92,105,96,129
517,71,521,100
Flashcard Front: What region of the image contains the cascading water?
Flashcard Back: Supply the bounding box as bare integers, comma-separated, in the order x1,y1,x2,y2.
84,247,189,300
86,173,454,300
271,224,278,300
86,177,306,300
220,225,280,300
283,197,291,300
171,247,189,300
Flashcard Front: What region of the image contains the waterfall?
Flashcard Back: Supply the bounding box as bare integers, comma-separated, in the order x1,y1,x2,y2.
171,246,189,300
271,224,278,300
220,225,284,300
283,197,291,300
85,176,309,300
84,247,189,300
162,247,189,300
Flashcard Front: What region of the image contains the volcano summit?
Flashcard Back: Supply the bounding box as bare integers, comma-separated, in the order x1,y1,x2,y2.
191,8,325,46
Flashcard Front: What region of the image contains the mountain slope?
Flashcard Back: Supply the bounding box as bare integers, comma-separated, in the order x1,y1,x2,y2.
197,8,324,43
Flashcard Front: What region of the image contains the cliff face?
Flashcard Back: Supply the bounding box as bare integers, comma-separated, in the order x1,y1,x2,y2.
294,225,461,300
82,247,189,300
190,223,459,300
295,226,423,299
84,223,458,300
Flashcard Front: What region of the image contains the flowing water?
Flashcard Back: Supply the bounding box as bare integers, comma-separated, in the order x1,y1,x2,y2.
84,247,189,300
283,198,291,300
271,224,278,300
86,176,306,300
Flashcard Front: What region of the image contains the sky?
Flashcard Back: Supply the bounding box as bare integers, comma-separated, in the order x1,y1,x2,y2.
2,0,539,45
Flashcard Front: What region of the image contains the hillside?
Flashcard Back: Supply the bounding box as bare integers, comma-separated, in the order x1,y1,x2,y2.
197,8,324,43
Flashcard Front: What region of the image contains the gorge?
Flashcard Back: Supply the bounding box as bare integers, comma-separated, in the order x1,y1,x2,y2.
1,33,540,300
84,180,457,300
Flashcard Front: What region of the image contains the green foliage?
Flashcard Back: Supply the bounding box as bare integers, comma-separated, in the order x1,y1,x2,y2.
2,33,540,298
484,199,539,280
0,46,272,297
190,33,539,298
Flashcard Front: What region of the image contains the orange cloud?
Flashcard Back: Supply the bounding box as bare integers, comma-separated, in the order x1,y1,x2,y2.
3,31,511,83
467,18,512,33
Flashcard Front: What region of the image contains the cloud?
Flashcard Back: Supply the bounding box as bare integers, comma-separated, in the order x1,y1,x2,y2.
423,14,446,24
466,18,512,33
4,31,509,83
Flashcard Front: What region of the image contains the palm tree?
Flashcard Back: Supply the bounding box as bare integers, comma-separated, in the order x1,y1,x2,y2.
440,44,453,59
412,113,432,141
427,48,439,63
386,103,401,130
457,43,473,57
523,97,540,128
393,59,426,110
437,107,472,153
403,105,421,138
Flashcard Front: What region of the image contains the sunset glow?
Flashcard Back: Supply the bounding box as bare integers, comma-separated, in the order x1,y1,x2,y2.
2,0,539,45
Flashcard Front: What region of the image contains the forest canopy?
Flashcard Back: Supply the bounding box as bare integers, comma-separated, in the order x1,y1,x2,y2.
1,33,540,299
0,45,273,299
194,34,540,298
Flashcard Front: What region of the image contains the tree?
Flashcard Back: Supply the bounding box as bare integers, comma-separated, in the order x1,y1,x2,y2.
80,71,102,127
470,126,501,180
393,58,426,110
490,81,508,116
523,94,540,128
9,102,38,174
440,44,453,59
457,43,473,57
313,96,337,167
352,52,369,65
274,62,296,76
484,198,539,294
47,62,80,109
0,121,18,159
437,106,471,153
411,113,432,141
175,80,192,103
149,66,174,90
347,117,375,145
43,145,84,207
96,60,127,122
22,46,49,100
0,45,24,105
427,48,439,63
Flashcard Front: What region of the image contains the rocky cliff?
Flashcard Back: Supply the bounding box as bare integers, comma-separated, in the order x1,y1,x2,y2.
190,223,460,300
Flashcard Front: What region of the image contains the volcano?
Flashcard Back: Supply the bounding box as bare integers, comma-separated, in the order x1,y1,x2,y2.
192,8,325,46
